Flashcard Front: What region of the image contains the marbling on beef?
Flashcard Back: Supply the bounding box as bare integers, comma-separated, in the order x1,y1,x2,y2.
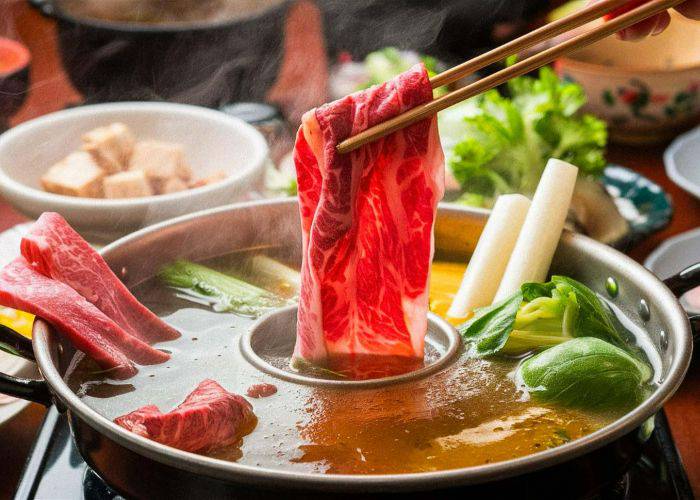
293,63,444,366
115,379,256,452
0,258,169,378
21,212,179,343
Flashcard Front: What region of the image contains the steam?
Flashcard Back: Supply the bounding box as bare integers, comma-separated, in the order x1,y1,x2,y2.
10,0,533,114
319,0,525,63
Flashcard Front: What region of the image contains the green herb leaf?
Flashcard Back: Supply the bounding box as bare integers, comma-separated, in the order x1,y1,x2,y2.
517,337,652,409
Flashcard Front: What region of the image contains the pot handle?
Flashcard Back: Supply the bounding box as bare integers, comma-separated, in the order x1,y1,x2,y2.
689,315,700,343
663,262,700,297
0,324,52,406
663,262,700,342
27,0,56,17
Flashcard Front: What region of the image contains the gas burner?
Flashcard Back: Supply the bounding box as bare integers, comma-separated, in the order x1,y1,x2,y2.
83,469,123,500
14,409,692,500
599,473,631,500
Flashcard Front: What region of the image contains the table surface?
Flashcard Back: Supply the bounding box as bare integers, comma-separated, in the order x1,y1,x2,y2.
0,2,698,499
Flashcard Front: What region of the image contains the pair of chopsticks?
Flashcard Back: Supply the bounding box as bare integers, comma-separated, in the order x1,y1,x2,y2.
336,0,684,154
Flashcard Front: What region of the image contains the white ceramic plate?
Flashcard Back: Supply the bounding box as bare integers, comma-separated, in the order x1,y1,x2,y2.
0,223,41,425
0,222,31,266
645,227,700,314
664,125,700,200
0,102,269,242
0,351,37,426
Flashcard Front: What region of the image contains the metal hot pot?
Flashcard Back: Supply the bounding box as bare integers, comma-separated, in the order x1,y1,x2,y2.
0,200,696,499
27,0,289,106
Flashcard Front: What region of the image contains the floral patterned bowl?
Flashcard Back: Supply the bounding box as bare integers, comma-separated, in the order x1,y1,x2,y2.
556,13,700,144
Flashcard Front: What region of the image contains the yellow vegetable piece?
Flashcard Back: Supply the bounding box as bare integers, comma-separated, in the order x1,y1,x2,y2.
0,307,34,338
429,262,469,325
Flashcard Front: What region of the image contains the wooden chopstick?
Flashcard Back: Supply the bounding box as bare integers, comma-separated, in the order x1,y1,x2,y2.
337,0,684,154
430,0,631,89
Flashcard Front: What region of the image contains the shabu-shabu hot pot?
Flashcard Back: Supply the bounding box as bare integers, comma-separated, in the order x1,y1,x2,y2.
0,199,695,499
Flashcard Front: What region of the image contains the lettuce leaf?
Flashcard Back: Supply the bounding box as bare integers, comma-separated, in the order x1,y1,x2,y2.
361,47,448,96
447,66,607,206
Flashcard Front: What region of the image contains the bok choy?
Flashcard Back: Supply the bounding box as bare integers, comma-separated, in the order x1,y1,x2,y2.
459,276,632,357
516,337,652,409
159,260,288,317
459,275,653,410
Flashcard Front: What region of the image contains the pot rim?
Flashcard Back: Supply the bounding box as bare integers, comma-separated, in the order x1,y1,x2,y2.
31,0,290,34
32,199,694,492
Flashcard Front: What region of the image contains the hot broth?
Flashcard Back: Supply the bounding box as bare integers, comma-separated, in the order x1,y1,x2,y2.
67,249,654,475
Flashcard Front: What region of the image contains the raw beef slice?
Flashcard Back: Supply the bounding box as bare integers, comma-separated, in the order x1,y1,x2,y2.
293,63,444,366
21,212,179,343
115,379,256,453
0,258,169,378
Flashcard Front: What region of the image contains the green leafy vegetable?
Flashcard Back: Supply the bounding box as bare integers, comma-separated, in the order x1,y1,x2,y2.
265,162,297,197
550,276,628,350
0,342,24,358
446,65,607,206
159,260,287,317
459,292,523,356
361,47,448,96
460,274,653,410
459,276,632,357
245,255,301,296
517,337,652,409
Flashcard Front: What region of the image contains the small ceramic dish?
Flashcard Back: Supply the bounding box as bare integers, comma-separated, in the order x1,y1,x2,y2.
556,13,700,144
602,164,673,247
0,102,268,242
645,227,700,314
664,124,700,200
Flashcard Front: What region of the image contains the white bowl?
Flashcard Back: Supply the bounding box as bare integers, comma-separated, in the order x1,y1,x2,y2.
645,227,700,315
556,13,700,144
0,102,268,242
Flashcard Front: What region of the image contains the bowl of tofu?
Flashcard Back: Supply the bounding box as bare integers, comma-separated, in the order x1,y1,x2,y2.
0,102,268,241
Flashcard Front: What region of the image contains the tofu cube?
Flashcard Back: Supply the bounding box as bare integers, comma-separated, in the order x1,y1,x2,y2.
103,170,153,199
129,141,193,188
41,152,105,198
158,177,188,194
82,122,135,174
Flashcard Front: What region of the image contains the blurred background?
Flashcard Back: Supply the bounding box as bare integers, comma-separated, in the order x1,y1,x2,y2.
0,0,551,122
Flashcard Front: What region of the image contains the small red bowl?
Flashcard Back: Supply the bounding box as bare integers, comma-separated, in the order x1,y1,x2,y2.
0,37,31,123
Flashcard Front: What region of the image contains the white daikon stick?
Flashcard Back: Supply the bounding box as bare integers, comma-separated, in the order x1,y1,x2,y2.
493,159,579,302
447,194,531,319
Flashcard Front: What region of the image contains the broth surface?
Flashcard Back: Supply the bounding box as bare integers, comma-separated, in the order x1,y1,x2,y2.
68,251,646,475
